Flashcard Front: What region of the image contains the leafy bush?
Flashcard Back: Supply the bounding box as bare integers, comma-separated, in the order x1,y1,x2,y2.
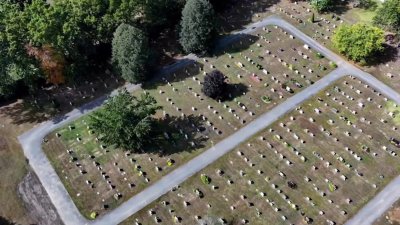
202,70,227,100
200,174,211,184
333,23,385,62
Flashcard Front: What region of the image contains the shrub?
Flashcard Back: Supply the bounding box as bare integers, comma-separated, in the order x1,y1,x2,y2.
200,174,211,184
202,70,227,100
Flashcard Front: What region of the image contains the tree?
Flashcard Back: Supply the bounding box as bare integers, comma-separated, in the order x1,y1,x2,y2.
0,1,42,98
89,89,162,151
358,0,378,10
332,23,385,62
309,0,333,12
373,0,400,33
202,70,227,100
112,24,152,83
179,0,216,54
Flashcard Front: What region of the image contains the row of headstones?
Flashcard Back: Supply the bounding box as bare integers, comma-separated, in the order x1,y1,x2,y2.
291,105,387,188
258,132,350,223
341,80,398,123
327,83,399,158
298,96,396,161
237,148,320,223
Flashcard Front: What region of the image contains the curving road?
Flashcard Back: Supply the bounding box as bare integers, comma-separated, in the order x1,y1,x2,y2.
18,15,400,225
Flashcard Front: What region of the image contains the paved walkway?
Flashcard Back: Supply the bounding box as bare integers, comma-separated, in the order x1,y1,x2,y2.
345,176,400,225
18,16,400,225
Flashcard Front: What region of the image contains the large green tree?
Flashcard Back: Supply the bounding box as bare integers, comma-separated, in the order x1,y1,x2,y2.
332,23,385,62
179,0,216,54
309,0,333,12
0,1,42,98
373,0,400,33
112,24,152,83
89,90,162,151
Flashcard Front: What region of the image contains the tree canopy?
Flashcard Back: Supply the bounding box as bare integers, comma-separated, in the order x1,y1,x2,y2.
112,24,152,83
332,23,385,62
202,70,227,100
373,0,400,33
0,0,184,99
309,0,333,12
179,0,216,54
0,1,42,97
89,90,162,151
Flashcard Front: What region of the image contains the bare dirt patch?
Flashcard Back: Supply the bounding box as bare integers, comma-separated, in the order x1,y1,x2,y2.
18,171,63,225
388,208,400,224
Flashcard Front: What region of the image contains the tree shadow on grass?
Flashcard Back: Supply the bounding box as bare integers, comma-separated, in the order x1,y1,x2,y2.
366,44,399,66
0,100,53,125
223,83,249,102
144,115,208,156
213,33,260,57
143,60,204,90
217,0,280,33
329,0,351,16
0,216,37,225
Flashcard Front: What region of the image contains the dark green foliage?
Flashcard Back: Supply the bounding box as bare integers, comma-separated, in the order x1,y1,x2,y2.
89,89,162,151
179,0,216,54
0,1,42,98
358,0,378,10
373,0,400,33
112,24,152,83
201,70,227,100
309,0,333,12
200,174,211,184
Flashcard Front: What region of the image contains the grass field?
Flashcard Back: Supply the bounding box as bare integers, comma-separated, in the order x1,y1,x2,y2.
121,76,400,225
0,110,33,224
42,24,335,218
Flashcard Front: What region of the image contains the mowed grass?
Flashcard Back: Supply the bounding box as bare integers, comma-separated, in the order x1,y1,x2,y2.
42,25,334,218
341,0,382,25
349,8,376,24
121,76,400,225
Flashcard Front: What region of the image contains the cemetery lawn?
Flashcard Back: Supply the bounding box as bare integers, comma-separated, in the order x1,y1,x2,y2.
42,24,334,218
121,76,400,225
276,1,400,97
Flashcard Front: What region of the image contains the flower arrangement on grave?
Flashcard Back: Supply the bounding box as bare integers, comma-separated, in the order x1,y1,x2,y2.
167,159,174,167
328,181,336,192
261,96,272,104
200,174,211,184
316,52,324,59
90,212,97,219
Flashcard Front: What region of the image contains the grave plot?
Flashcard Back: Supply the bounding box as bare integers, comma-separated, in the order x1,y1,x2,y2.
275,1,400,97
42,25,334,218
275,1,342,49
122,76,400,225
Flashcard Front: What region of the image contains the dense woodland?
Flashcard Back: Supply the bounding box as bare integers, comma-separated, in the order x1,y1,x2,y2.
0,0,227,99
0,0,399,99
